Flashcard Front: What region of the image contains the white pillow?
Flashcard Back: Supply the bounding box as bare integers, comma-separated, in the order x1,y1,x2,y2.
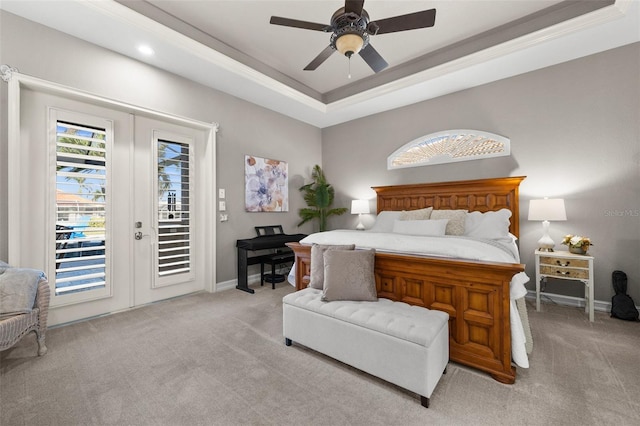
464,209,512,240
392,219,448,236
368,210,403,233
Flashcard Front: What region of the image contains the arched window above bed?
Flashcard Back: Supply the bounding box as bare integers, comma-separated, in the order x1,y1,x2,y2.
387,129,510,170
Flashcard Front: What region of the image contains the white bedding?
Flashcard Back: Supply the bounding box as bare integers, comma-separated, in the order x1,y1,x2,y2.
300,230,521,263
289,230,531,368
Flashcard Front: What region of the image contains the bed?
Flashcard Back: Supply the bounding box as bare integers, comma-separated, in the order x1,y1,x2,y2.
287,176,528,384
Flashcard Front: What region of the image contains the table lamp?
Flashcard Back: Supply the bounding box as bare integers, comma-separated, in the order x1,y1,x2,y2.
528,198,567,251
351,199,370,230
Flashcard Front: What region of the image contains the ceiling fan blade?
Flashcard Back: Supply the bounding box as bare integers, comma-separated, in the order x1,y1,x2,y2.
372,9,436,35
344,0,365,15
359,44,388,73
270,16,330,32
304,45,335,71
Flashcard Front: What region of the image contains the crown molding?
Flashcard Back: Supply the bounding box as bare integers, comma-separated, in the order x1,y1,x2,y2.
2,0,638,128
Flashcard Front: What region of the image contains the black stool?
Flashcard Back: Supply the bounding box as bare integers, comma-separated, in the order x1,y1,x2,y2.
261,251,295,289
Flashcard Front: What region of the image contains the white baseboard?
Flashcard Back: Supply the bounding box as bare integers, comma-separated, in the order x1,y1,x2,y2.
214,279,237,292
214,273,278,292
525,291,614,313
216,263,295,293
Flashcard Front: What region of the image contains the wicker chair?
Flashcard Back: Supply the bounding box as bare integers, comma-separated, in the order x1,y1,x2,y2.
0,278,50,356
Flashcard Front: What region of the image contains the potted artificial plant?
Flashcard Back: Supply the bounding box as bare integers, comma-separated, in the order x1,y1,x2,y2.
298,165,348,232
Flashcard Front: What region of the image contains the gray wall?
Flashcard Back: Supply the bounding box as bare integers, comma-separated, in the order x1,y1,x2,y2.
322,42,640,304
0,11,321,283
2,10,639,303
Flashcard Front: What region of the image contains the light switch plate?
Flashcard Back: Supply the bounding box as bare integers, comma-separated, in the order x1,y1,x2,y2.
219,201,226,211
218,188,225,199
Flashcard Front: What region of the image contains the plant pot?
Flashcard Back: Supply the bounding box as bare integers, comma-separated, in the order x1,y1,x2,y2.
569,246,586,255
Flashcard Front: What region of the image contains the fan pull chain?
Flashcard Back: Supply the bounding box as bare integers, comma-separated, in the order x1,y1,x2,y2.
348,57,352,79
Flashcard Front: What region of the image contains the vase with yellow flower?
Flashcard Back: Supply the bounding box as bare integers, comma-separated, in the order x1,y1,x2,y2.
561,235,592,255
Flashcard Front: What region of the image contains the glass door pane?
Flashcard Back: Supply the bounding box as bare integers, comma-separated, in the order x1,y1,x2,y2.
157,139,192,279
54,121,108,296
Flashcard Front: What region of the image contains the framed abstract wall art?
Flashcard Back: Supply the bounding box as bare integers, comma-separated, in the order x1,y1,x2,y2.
245,155,289,212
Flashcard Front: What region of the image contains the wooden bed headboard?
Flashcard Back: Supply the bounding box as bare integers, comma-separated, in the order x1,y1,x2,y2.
289,174,527,384
372,176,526,238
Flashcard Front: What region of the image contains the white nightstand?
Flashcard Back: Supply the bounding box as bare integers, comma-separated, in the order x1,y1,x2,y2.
535,250,595,322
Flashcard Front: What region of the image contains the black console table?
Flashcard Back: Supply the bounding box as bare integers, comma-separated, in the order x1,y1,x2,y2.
236,233,306,293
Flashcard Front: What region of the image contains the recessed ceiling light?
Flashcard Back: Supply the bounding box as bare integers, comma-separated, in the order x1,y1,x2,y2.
138,45,154,56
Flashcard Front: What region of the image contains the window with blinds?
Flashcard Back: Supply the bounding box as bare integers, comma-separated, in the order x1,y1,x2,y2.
54,121,107,295
157,139,191,278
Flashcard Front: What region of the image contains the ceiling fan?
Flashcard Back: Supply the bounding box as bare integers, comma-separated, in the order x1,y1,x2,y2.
270,0,436,74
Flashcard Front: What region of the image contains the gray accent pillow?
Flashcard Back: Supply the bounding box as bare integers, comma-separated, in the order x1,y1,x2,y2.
321,249,378,302
309,243,356,289
399,207,433,220
0,267,42,317
430,209,468,236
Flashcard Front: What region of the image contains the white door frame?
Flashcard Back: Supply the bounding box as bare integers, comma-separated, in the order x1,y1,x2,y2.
133,117,207,305
4,68,218,324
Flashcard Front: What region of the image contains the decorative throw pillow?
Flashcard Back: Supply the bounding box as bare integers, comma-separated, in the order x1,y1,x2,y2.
392,219,448,236
399,207,433,221
309,243,356,289
430,209,468,235
0,267,41,317
464,209,512,240
322,249,377,302
368,211,403,233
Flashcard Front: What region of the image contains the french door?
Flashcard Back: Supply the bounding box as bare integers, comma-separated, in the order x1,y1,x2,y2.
133,116,204,305
14,89,207,325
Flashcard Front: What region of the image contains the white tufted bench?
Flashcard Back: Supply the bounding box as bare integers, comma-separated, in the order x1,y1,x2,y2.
282,288,449,407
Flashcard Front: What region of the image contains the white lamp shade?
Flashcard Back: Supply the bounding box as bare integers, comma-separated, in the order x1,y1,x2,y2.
351,199,370,215
528,198,567,251
528,198,567,221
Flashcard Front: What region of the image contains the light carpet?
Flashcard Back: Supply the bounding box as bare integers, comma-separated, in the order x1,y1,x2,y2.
1,284,639,425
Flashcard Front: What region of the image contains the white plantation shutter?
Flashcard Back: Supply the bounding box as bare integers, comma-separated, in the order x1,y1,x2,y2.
156,139,192,279
54,120,108,295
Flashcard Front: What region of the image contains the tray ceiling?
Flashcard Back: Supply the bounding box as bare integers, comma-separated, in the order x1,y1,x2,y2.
1,0,638,127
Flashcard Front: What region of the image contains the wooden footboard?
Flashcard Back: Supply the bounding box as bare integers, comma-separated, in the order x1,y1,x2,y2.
287,176,527,383
286,242,524,384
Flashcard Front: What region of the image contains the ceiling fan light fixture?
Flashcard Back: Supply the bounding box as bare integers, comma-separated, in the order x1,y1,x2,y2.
271,1,436,74
335,33,364,57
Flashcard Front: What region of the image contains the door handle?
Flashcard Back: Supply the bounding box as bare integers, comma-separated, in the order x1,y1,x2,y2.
135,232,143,240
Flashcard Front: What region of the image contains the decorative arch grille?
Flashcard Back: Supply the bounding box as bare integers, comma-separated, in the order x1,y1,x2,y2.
387,130,510,170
